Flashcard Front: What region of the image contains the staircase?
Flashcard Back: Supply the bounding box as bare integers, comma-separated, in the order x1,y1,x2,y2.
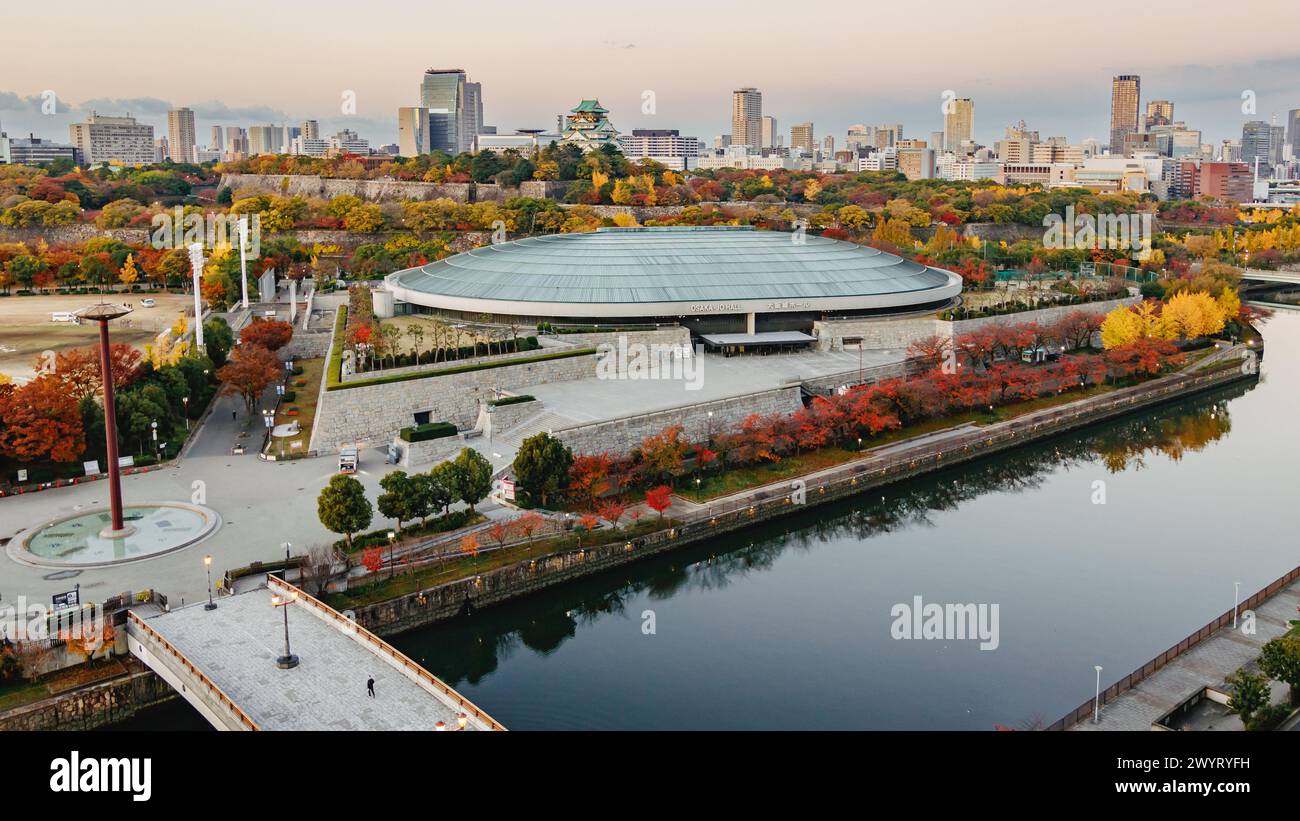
496,410,579,448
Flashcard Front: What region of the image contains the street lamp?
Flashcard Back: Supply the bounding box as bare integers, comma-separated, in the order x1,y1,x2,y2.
387,531,397,580
1093,665,1103,724
151,420,159,457
1233,581,1241,629
182,396,190,431
282,541,292,562
204,555,217,610
270,591,299,669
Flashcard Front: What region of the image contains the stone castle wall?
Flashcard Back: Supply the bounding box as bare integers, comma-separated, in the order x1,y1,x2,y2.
553,386,803,456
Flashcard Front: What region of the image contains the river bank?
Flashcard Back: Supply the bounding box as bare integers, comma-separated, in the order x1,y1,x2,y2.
340,351,1257,637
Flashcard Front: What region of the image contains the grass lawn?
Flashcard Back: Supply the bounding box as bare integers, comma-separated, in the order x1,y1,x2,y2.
268,357,323,456
326,519,665,609
0,680,49,712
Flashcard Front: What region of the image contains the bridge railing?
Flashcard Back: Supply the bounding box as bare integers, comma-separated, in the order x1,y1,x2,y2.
126,610,260,731
266,575,505,731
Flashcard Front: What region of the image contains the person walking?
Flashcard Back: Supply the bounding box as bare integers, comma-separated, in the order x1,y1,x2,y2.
367,676,375,698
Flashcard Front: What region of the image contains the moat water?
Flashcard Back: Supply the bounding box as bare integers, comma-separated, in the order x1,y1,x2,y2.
127,310,1300,730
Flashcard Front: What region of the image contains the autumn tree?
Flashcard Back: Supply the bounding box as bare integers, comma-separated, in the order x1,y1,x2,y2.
239,318,295,352
0,374,86,462
645,485,673,520
216,344,281,414
48,343,143,401
515,511,545,543
597,499,627,531
568,452,613,507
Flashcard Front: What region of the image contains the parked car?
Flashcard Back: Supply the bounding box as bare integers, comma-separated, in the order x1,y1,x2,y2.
139,298,156,308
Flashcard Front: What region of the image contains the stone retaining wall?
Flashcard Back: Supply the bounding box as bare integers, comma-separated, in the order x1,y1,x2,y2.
0,667,176,731
813,297,1138,351
315,353,600,449
554,386,802,456
316,328,691,448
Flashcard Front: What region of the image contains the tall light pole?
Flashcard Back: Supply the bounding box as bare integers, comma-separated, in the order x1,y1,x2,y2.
271,591,299,669
1233,581,1241,629
182,395,190,430
78,303,133,538
187,243,206,351
204,555,217,611
237,216,250,310
1093,665,1103,724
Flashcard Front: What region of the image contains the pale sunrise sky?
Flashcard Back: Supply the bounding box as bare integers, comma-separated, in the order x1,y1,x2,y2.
3,0,1298,149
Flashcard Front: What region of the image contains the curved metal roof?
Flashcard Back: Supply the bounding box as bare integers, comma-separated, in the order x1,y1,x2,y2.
389,226,954,305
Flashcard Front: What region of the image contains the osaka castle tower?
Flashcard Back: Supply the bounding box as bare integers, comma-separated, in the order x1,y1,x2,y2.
560,99,621,151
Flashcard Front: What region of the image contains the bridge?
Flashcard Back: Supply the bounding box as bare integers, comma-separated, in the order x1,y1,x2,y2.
125,575,503,731
1238,267,1300,286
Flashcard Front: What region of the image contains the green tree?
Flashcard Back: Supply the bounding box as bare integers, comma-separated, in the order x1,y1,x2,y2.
452,447,493,513
1224,668,1271,729
428,461,459,518
1257,636,1300,706
376,470,416,533
203,317,235,367
317,474,373,549
511,432,573,507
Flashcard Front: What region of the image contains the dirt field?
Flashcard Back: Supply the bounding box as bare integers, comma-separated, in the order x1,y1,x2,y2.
0,292,195,382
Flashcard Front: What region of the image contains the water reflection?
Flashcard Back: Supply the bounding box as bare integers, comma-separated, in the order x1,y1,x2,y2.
402,380,1253,691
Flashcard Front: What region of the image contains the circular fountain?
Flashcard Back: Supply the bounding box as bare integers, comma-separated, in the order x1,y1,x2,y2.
6,502,221,568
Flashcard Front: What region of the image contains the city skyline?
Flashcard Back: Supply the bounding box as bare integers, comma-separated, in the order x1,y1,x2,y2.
3,0,1299,151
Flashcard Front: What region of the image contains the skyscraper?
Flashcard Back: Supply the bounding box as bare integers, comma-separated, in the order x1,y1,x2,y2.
1109,75,1140,155
421,69,470,153
1241,120,1281,174
224,127,248,161
68,113,155,165
731,88,762,149
397,106,430,156
463,82,483,151
1289,109,1300,157
1144,100,1173,129
761,115,779,149
302,120,320,140
943,97,974,152
210,126,223,154
167,107,197,163
790,123,815,153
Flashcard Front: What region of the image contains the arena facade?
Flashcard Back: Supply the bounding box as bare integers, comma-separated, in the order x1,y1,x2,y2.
383,226,962,346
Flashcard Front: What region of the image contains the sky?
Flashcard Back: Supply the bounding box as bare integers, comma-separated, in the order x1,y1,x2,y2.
3,0,1299,152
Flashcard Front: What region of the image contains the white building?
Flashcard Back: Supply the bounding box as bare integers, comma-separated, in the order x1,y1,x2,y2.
617,129,700,170
68,113,155,165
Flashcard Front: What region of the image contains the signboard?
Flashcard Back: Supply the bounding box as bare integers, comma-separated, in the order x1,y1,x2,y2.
500,478,516,501
83,460,101,476
16,469,27,482
118,455,134,468
1079,262,1096,276
52,588,80,610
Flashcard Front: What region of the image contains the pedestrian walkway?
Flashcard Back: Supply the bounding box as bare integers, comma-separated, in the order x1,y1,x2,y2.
126,575,503,730
1070,577,1300,731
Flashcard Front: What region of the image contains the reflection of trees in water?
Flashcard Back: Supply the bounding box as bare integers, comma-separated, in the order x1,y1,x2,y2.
404,382,1250,684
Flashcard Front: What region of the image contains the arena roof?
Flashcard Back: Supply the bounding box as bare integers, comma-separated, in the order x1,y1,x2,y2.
386,226,961,318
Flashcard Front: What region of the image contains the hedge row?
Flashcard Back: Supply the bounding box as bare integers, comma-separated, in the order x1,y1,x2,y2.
328,346,597,391
488,394,535,407
399,421,458,442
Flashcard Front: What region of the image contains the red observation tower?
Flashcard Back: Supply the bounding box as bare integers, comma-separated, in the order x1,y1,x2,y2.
77,302,135,538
